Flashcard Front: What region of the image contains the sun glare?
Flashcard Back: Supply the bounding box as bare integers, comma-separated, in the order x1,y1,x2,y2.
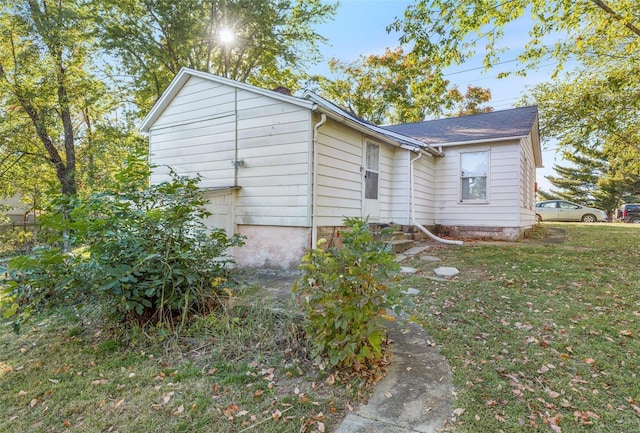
218,28,235,45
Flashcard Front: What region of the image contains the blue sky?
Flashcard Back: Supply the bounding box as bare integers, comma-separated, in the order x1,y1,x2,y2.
313,0,564,190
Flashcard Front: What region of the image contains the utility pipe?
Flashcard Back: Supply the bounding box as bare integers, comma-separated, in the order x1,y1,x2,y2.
410,152,463,246
311,113,327,248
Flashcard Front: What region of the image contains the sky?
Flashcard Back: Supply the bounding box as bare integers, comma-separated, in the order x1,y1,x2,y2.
311,0,565,191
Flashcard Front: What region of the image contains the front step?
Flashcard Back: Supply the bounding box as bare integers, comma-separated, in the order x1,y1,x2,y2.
370,223,416,254
390,238,415,253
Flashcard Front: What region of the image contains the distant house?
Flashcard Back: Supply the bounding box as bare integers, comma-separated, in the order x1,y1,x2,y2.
0,194,35,227
140,68,542,270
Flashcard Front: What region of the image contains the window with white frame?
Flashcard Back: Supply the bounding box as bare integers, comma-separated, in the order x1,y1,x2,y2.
460,151,488,201
365,142,379,200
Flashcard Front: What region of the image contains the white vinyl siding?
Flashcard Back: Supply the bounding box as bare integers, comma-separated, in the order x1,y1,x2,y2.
519,134,537,225
436,141,521,227
148,75,311,227
315,119,364,226
412,152,436,225
386,150,410,224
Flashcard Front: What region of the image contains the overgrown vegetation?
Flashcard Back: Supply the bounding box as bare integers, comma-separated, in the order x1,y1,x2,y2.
394,223,640,432
294,217,400,385
0,290,349,433
1,169,243,331
0,167,354,432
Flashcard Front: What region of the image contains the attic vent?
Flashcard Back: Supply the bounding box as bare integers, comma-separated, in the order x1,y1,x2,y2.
273,86,292,95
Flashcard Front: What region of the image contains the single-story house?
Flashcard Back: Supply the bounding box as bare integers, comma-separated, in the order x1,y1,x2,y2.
140,68,542,270
0,194,35,226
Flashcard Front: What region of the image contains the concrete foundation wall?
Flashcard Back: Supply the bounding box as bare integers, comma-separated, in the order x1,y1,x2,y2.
436,225,531,241
234,225,310,270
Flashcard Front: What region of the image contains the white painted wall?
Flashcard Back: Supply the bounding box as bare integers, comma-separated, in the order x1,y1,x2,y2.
435,140,523,227
234,225,310,270
412,152,437,226
519,134,537,226
148,75,312,228
315,118,364,226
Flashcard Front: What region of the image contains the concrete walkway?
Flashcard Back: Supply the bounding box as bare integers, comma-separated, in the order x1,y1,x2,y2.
246,242,455,433
335,318,453,433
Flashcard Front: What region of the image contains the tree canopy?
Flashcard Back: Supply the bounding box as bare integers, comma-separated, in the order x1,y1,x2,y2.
93,0,337,114
391,0,640,203
1,0,336,199
313,47,493,125
390,0,640,76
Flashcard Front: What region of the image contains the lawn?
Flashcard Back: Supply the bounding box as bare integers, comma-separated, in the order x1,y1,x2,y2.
0,287,350,433
394,223,640,432
2,223,639,432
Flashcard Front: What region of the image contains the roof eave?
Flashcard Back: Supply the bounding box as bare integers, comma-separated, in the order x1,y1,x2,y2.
315,106,442,156
429,135,529,147
302,91,442,156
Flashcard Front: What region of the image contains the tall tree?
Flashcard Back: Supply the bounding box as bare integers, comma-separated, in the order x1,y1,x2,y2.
389,0,640,78
391,0,639,203
93,0,337,114
445,85,493,117
525,64,640,207
0,1,146,199
313,47,452,124
313,47,493,124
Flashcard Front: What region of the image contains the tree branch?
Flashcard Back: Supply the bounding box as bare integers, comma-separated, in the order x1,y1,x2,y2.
590,0,640,38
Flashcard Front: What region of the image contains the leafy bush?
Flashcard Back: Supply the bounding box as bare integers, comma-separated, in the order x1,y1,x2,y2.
1,170,244,330
293,217,400,379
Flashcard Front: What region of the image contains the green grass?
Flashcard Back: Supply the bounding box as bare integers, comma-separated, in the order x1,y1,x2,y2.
395,223,640,432
4,223,639,432
0,291,350,433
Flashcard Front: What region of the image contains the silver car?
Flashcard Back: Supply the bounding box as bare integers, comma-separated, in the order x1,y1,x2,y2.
535,200,608,223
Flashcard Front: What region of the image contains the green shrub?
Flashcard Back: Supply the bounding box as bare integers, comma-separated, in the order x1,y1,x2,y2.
74,172,244,326
1,170,244,330
293,217,400,379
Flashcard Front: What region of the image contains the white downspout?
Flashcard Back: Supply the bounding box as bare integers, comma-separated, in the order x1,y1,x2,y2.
311,114,327,248
410,152,463,246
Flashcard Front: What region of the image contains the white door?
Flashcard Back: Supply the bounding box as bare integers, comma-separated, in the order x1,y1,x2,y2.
364,142,380,222
202,189,236,236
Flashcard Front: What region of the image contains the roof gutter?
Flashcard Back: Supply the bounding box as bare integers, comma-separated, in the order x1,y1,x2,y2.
427,135,528,148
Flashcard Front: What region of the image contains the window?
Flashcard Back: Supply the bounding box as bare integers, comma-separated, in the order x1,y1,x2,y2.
365,142,379,199
460,151,488,201
538,201,558,209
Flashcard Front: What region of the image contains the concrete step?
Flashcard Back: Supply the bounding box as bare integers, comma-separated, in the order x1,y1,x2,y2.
389,239,415,253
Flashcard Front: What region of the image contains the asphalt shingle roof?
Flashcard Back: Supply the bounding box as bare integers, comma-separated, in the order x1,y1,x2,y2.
383,106,538,145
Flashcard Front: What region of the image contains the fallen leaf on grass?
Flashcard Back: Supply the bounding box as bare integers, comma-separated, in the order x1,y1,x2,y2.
548,390,561,399
162,392,174,405
452,408,465,416
91,379,108,385
573,410,600,424
272,409,282,421
583,358,596,365
625,398,640,417
173,405,184,416
223,404,239,419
